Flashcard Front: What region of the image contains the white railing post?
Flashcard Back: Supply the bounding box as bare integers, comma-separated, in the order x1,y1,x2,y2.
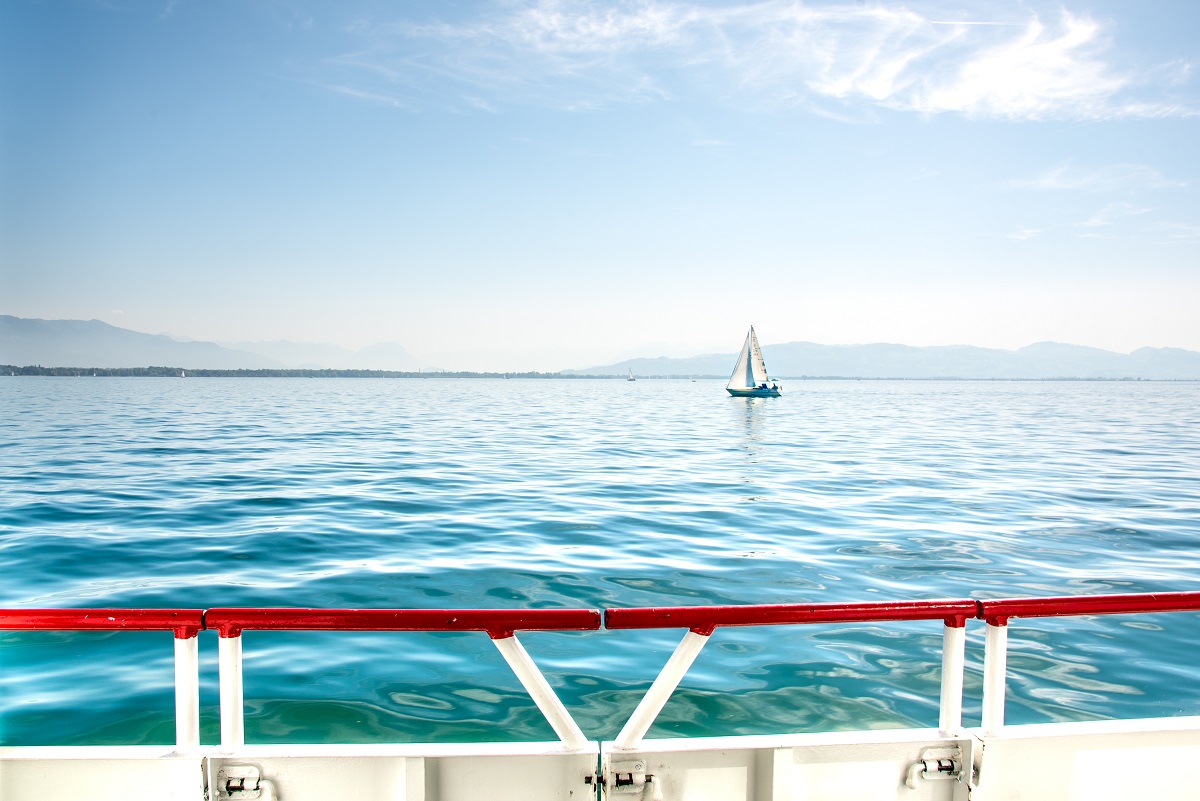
491,634,589,751
173,634,200,749
939,621,966,734
614,629,712,750
219,633,245,748
981,620,1008,735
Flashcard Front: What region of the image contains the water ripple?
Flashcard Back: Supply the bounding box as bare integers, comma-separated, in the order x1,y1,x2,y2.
2,377,1199,744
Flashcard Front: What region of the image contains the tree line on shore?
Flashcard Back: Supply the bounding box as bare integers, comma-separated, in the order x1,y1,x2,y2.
1,365,624,378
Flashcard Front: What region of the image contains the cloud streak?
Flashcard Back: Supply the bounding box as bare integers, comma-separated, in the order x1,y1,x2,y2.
1007,163,1187,193
320,0,1195,120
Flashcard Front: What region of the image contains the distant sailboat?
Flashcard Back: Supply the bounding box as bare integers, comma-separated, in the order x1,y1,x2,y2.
180,370,186,378
628,368,636,382
726,326,781,397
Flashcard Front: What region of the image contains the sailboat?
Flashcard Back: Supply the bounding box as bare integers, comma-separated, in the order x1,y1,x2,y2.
628,368,636,382
726,326,782,397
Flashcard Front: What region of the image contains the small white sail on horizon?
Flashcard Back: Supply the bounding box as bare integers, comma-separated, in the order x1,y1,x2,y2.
726,326,781,397
628,368,636,381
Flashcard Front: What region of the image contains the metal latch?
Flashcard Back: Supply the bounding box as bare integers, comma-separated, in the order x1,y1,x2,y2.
905,747,963,790
605,759,662,800
607,758,647,795
217,765,264,799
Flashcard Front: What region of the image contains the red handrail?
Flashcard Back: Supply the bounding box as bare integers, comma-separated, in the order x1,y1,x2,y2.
0,608,205,638
205,608,602,639
980,591,1200,626
5,593,1200,640
604,600,979,635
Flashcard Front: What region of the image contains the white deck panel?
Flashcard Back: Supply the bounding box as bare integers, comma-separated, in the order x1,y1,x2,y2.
207,742,598,801
969,716,1200,801
0,746,205,801
6,722,1200,800
0,742,599,801
606,729,972,801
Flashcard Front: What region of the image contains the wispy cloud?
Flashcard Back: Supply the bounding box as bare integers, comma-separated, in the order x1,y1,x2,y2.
315,0,1196,120
1077,202,1152,228
1009,193,1182,244
1007,163,1187,193
1008,226,1045,241
314,81,417,110
1148,221,1200,242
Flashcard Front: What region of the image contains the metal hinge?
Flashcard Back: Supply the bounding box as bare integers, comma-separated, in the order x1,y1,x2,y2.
216,765,264,800
905,747,963,790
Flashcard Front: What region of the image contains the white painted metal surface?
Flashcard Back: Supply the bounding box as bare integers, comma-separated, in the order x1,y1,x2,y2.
174,636,200,749
981,621,1008,736
219,633,245,748
939,624,965,734
965,717,1200,801
604,729,974,801
492,633,591,751
206,742,599,801
614,629,712,750
0,746,206,801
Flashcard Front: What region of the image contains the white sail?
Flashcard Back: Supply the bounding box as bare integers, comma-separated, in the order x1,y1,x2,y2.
728,327,770,389
728,330,752,389
726,326,781,396
748,328,769,385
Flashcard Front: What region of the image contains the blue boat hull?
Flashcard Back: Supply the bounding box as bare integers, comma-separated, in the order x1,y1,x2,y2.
727,387,781,397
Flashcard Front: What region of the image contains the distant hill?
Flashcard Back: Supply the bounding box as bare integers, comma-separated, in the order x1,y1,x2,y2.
0,316,282,369
0,316,425,370
571,341,1200,380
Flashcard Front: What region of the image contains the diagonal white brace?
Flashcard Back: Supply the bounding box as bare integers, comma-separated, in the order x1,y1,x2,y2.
613,629,712,751
492,633,589,751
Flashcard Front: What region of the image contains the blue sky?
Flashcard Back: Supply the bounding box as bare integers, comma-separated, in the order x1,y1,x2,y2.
1,0,1197,371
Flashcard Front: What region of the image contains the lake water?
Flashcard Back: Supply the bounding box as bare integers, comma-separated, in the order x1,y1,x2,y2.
2,377,1199,746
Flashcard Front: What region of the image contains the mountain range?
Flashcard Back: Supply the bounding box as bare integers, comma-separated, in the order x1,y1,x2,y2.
3,315,1199,379
575,341,1200,380
1,316,420,371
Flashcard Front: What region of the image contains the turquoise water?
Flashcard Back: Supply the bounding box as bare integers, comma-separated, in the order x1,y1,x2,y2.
2,377,1199,746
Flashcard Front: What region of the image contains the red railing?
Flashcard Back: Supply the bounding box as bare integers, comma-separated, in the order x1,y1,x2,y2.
7,593,1199,637
604,599,978,635
4,592,1200,749
0,608,205,638
979,592,1200,626
205,608,601,638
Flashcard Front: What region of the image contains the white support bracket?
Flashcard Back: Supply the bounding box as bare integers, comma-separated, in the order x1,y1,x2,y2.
613,630,712,751
173,634,200,749
982,621,1009,735
219,634,245,748
939,622,966,734
492,633,590,751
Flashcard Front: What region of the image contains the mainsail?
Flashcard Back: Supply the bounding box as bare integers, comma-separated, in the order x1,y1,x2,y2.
728,326,770,389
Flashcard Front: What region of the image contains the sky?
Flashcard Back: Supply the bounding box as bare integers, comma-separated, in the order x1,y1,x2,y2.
1,0,1197,371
